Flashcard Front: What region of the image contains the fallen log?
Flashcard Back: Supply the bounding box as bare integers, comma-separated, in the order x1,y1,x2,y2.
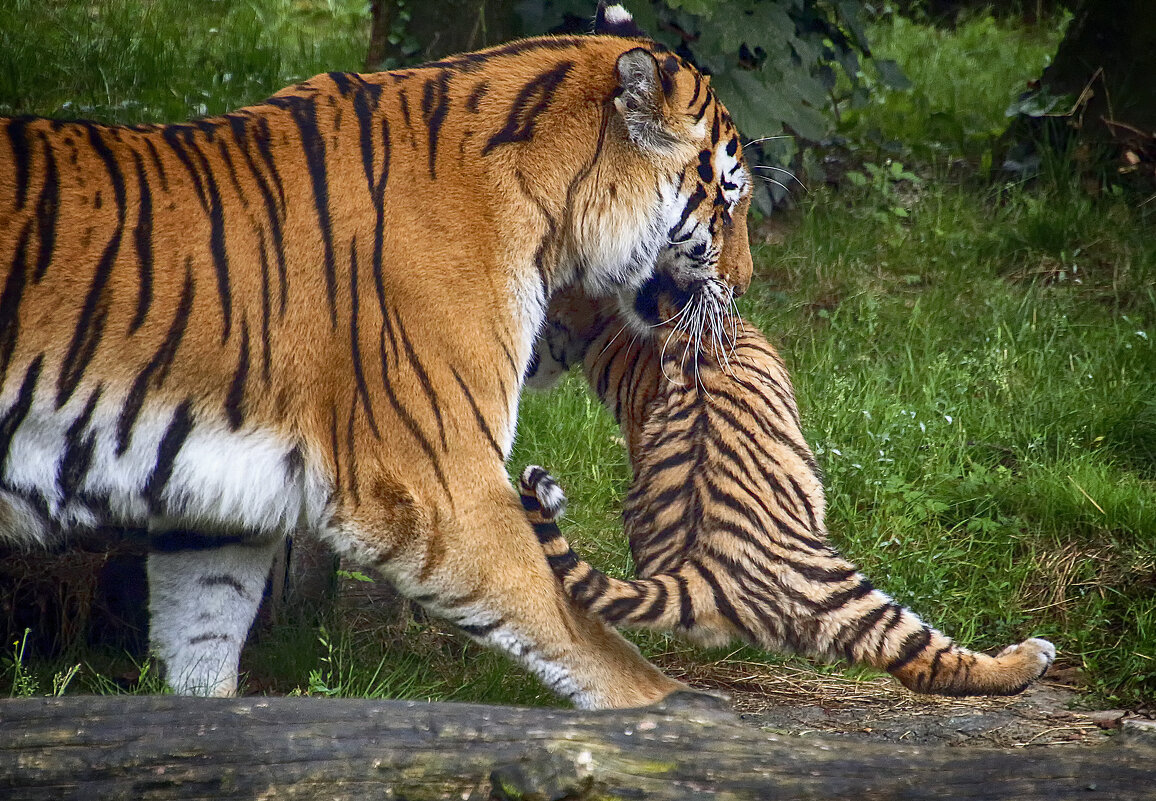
0,692,1151,800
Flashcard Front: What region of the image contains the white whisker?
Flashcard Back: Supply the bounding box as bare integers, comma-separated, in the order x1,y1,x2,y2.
653,302,691,329
676,306,695,379
660,302,695,386
660,325,681,385
743,134,795,147
692,297,709,394
597,322,631,360
711,302,731,373
727,291,741,360
751,165,808,192
758,175,791,194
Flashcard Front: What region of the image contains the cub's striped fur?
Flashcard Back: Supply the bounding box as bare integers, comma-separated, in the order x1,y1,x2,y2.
522,290,1055,695
0,5,753,707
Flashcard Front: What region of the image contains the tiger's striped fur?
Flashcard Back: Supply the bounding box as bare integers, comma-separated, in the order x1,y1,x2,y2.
0,5,753,706
521,290,1055,696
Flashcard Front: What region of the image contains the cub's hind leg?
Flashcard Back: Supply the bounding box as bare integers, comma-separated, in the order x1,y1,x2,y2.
838,596,1057,696
147,532,283,696
522,466,1056,697
333,469,683,710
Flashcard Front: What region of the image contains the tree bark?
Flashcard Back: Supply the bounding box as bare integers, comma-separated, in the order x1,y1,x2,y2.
365,0,522,71
364,0,395,72
1,692,1153,800
1040,0,1156,141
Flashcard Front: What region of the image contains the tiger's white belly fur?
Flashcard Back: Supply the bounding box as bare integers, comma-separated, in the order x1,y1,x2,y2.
0,391,330,545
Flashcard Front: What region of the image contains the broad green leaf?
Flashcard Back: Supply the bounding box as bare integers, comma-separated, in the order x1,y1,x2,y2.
834,0,870,51
1005,88,1070,118
664,0,718,18
874,58,912,91
781,66,829,111
710,68,785,138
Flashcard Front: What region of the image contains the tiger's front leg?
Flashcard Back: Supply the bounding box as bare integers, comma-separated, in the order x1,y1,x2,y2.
333,469,683,710
146,533,283,696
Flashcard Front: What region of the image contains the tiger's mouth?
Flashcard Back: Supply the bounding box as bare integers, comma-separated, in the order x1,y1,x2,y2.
628,271,692,328
618,271,741,374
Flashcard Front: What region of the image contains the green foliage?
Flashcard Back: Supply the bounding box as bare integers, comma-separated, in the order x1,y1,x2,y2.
522,1,899,143
4,631,39,698
838,11,1063,162
281,622,553,704
4,631,80,698
843,159,922,229
893,0,1074,23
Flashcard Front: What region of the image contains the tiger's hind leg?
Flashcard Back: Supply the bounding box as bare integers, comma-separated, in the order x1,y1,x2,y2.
146,533,283,696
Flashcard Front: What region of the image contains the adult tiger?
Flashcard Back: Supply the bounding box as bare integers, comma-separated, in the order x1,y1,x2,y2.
0,4,753,707
521,288,1056,695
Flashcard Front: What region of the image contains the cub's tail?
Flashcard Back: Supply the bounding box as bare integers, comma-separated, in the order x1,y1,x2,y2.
518,465,1055,696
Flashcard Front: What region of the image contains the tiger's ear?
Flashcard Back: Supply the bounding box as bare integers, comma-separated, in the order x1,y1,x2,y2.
614,48,678,152
595,2,647,38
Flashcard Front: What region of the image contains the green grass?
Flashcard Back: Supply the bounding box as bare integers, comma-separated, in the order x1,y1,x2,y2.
0,0,369,122
2,3,1154,707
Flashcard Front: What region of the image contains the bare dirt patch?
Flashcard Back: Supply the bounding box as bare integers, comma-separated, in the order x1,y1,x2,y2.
652,657,1134,748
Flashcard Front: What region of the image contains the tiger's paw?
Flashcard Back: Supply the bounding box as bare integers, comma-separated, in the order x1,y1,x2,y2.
519,465,567,520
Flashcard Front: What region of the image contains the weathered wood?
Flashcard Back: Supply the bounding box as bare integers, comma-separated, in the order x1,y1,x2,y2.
0,692,1151,800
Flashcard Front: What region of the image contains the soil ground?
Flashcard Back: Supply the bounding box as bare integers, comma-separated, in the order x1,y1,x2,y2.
652,657,1152,748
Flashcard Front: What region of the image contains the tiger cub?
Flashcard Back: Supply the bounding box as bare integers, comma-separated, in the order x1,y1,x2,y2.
0,4,752,707
522,287,1055,695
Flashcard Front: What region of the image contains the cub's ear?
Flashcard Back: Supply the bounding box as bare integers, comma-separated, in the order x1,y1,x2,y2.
614,48,678,151
595,2,648,38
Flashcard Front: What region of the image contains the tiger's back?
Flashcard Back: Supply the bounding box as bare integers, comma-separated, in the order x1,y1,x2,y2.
524,294,1055,695
0,42,660,543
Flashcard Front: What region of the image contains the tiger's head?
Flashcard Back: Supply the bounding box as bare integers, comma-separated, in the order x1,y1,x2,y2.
564,4,753,356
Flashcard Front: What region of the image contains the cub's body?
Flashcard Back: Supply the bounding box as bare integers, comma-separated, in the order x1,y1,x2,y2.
524,292,1055,696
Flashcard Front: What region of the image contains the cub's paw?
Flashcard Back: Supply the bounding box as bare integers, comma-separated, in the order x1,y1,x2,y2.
996,637,1057,679
519,465,568,520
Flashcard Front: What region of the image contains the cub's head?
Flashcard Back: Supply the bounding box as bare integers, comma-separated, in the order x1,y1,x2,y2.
574,5,753,350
